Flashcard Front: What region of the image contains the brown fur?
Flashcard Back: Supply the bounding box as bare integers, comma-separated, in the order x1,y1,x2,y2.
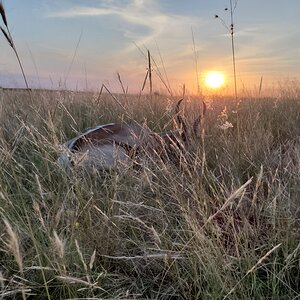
60,99,206,169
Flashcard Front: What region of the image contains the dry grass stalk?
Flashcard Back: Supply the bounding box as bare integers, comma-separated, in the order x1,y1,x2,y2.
102,253,183,260
56,276,94,287
56,276,107,293
0,1,8,26
251,165,264,206
3,219,23,273
102,84,131,118
75,241,94,286
116,214,162,246
117,72,127,95
3,219,26,300
0,1,30,90
52,231,65,260
0,271,5,293
202,177,252,228
32,201,47,231
35,173,44,200
285,241,300,263
89,249,96,270
223,243,282,299
147,50,153,96
0,26,12,46
0,289,32,298
246,243,282,275
75,239,90,282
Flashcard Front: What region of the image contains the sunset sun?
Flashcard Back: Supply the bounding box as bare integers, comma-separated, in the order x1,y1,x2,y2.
205,72,225,89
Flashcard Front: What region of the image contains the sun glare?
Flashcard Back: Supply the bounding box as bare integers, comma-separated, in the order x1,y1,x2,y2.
205,72,225,89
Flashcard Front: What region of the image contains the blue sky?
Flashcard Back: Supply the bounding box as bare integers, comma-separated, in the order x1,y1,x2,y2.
0,0,299,93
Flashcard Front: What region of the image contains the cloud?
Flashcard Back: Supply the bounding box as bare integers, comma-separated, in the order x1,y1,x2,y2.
49,6,119,18
47,0,201,54
45,1,204,90
235,26,300,76
47,1,162,29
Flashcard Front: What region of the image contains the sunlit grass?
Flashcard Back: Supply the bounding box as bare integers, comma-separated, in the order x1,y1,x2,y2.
0,87,299,299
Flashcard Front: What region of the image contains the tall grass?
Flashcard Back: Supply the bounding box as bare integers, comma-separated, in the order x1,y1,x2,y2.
0,2,30,91
0,88,299,299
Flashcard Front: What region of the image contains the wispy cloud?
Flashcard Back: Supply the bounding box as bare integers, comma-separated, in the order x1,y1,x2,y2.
47,0,201,54
48,1,165,31
49,6,119,18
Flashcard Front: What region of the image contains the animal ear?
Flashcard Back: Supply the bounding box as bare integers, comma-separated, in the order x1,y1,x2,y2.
175,98,188,142
193,100,207,135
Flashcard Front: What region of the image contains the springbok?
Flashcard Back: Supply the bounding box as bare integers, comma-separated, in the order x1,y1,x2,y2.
58,99,206,170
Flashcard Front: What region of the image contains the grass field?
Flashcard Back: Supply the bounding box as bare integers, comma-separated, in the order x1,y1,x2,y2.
0,87,300,299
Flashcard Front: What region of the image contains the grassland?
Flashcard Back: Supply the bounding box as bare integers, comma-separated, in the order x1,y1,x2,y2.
0,87,299,299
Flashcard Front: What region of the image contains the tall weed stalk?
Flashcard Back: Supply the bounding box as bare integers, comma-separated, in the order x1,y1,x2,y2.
0,1,30,90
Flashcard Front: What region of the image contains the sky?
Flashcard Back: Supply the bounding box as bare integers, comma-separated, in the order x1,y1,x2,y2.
0,0,299,94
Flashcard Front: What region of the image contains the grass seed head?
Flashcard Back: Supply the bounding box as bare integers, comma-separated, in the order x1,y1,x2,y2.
0,25,13,47
0,1,7,27
3,219,23,273
53,231,65,260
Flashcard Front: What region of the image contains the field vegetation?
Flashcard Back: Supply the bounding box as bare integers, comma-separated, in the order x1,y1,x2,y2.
0,87,299,299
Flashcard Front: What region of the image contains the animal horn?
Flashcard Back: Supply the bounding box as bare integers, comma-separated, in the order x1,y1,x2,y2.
175,98,188,142
193,100,207,135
